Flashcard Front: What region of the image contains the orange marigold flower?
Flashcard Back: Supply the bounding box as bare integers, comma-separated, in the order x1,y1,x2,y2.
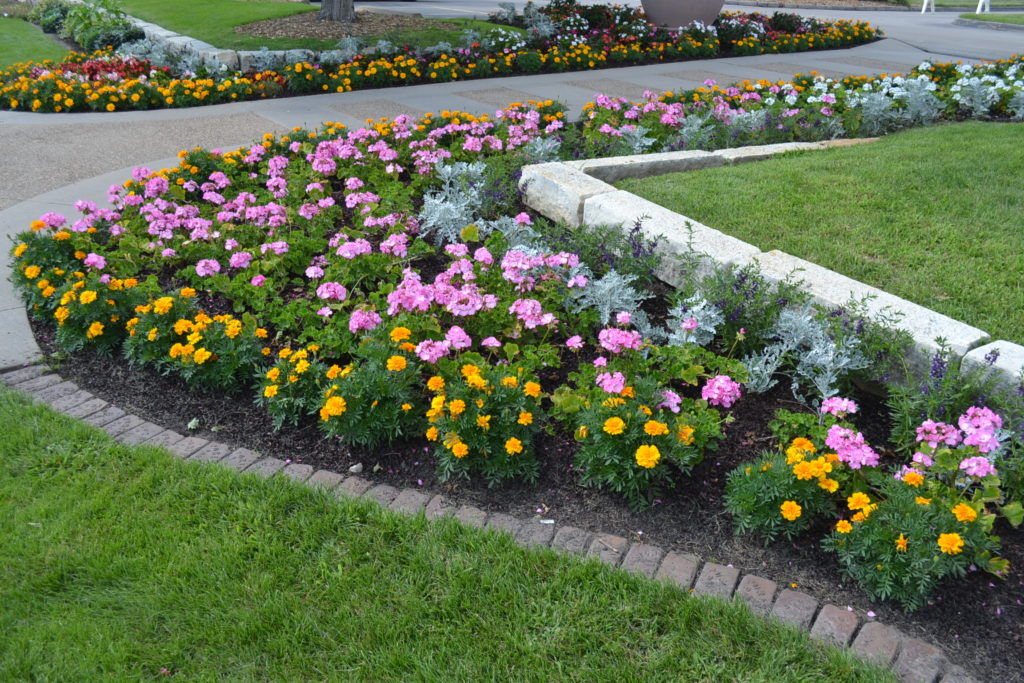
603,417,625,435
386,355,407,372
895,533,908,552
427,376,445,392
635,444,660,469
951,503,978,523
448,399,466,416
780,500,802,521
835,520,853,534
452,442,469,458
915,496,932,506
523,381,541,398
320,396,347,421
505,437,523,455
903,471,924,487
390,326,412,342
644,420,669,436
86,321,104,339
425,426,438,441
264,384,279,398
847,492,871,511
937,532,964,555
517,411,533,426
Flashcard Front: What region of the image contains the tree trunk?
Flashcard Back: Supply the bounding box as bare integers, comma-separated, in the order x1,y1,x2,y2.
319,0,355,23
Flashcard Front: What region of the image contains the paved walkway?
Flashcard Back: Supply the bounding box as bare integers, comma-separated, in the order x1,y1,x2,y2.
1,4,1021,368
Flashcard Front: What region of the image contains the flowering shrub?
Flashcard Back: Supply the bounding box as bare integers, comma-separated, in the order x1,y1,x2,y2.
726,399,1022,610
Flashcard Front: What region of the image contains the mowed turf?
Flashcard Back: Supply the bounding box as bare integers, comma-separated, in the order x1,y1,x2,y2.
618,122,1024,343
0,387,893,681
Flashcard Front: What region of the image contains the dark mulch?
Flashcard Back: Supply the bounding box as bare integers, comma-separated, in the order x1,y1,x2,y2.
30,317,1024,682
235,9,459,41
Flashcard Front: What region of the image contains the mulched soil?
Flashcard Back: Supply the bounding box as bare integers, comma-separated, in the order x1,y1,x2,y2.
235,10,460,40
29,317,1024,682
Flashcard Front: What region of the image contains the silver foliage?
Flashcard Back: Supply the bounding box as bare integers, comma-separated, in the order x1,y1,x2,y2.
568,269,650,325
416,162,487,245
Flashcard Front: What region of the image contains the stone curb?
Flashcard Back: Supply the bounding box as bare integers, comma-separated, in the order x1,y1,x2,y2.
520,142,1024,388
953,17,1024,31
0,364,981,683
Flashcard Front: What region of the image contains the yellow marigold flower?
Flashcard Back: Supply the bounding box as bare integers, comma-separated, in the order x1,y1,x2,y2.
903,471,924,487
426,426,438,441
460,363,480,378
476,414,492,429
54,231,71,241
152,297,174,315
937,532,964,555
518,411,533,426
452,442,469,458
524,381,541,398
427,376,445,392
791,437,816,454
644,420,669,436
835,520,853,534
225,321,242,339
266,368,281,382
386,355,407,372
895,533,908,553
294,360,310,375
780,500,802,521
13,244,27,258
620,386,635,398
72,281,85,290
401,403,412,411
951,503,978,523
194,348,212,364
255,327,268,338
279,348,292,359
326,364,342,380
261,347,271,356
576,425,588,440
290,349,308,361
319,396,347,421
123,278,138,288
603,417,625,435
79,290,98,305
390,326,412,342
400,342,416,352
819,478,839,493
847,492,871,511
501,375,518,388
677,425,695,445
915,496,932,506
307,344,320,353
173,319,193,335
635,444,660,469
466,373,487,389
505,437,524,455
792,461,816,481
288,374,299,383
449,399,466,416
179,287,197,298
41,286,56,298
602,397,625,408
23,265,41,279
147,327,159,342
264,384,279,398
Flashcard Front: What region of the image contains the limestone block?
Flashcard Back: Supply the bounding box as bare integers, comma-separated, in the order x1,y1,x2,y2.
520,162,616,227
576,150,724,183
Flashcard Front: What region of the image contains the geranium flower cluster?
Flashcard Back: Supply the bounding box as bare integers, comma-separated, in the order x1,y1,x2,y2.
726,400,1019,610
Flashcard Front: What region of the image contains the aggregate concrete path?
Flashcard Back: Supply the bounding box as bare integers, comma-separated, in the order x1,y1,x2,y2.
1,4,1021,369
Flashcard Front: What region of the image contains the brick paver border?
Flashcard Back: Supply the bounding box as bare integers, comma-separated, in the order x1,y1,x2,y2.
1,364,978,683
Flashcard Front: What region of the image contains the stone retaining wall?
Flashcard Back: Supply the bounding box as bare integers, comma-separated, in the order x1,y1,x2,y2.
519,142,1024,385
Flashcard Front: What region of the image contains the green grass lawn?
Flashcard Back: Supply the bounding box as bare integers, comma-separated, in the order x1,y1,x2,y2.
960,11,1024,22
0,386,893,681
925,0,1021,6
120,0,509,51
618,122,1024,344
0,17,68,65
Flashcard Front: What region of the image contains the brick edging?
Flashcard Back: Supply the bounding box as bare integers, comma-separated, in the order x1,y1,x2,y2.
1,364,979,683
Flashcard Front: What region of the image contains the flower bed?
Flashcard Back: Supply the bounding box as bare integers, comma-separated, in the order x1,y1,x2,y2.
0,3,881,113
8,58,1024,618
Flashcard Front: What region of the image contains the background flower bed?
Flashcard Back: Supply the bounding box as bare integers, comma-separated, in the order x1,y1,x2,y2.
8,55,1024,680
0,0,881,113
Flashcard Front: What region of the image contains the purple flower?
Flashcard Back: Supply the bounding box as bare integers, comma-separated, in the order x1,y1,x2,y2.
658,390,682,414
229,252,253,269
305,265,324,279
251,275,266,287
481,336,502,348
195,259,220,277
445,325,473,350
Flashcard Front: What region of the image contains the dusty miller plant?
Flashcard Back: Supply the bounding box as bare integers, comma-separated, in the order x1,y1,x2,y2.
1010,90,1024,121
899,77,943,126
665,294,722,348
954,77,999,118
672,113,713,150
568,269,650,325
417,162,487,245
623,126,656,154
852,91,899,136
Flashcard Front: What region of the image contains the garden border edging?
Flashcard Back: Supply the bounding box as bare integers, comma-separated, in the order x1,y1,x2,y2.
519,143,1024,385
0,363,981,683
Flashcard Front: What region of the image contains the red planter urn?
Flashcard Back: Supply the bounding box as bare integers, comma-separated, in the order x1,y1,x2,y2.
640,0,725,27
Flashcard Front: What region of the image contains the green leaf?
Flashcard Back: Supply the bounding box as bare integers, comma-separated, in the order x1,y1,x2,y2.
504,343,520,362
679,365,703,385
169,184,186,201
1000,501,1023,527
460,223,480,242
986,556,1010,575
549,387,583,415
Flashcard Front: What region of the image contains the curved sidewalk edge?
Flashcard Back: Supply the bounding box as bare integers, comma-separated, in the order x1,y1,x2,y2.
953,16,1024,29
0,363,982,683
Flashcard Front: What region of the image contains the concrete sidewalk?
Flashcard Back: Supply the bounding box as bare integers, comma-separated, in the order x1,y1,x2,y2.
1,5,1021,368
